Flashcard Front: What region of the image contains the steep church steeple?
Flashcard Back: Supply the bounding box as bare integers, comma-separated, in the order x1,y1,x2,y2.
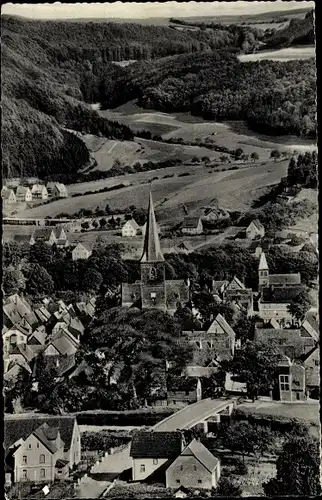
258,252,269,291
140,189,166,310
140,190,164,262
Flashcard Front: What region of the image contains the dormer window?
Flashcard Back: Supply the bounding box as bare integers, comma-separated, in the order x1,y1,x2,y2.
150,267,157,280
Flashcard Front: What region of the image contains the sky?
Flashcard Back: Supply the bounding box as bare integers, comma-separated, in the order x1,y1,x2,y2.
1,1,314,20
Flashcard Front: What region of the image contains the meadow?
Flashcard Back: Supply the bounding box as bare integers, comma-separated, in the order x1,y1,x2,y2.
238,45,315,62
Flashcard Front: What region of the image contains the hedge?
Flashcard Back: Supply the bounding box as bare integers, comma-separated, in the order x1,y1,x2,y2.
74,407,176,426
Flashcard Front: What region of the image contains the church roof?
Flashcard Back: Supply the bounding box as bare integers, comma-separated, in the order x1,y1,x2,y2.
269,274,301,285
259,252,268,270
140,190,164,262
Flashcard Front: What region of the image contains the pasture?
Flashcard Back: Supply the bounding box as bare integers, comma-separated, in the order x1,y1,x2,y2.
238,45,315,62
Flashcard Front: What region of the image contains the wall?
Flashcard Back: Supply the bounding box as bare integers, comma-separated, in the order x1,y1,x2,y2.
166,455,214,489
132,457,168,481
66,420,81,468
14,434,57,482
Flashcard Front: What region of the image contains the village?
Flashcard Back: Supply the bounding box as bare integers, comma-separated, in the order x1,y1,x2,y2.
3,185,319,498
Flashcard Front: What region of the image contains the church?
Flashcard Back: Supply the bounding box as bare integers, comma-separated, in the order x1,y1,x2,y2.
121,191,190,314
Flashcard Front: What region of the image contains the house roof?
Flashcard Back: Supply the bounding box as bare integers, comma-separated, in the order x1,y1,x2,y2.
123,219,140,231
301,320,319,342
261,286,304,304
16,186,31,195
56,238,68,246
182,217,201,228
259,252,268,270
4,416,76,454
33,423,60,454
207,313,235,338
55,459,69,468
181,439,219,473
227,276,245,290
14,234,31,243
54,183,67,193
130,431,182,459
35,306,51,323
184,365,218,378
33,228,54,240
28,328,47,345
73,242,92,253
47,336,78,356
2,189,15,199
299,345,319,363
269,274,301,286
249,219,264,231
8,344,36,362
140,190,164,262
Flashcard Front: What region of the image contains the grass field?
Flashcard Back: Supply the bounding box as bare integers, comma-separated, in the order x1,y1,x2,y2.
238,45,315,62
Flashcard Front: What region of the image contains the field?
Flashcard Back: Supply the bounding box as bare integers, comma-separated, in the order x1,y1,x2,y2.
12,160,288,222
238,45,315,62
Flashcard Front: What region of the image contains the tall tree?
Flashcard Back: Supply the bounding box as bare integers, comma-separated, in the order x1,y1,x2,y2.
263,435,321,496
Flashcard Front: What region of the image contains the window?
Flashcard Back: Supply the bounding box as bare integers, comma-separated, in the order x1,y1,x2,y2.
294,380,300,386
180,465,183,471
153,459,158,465
198,480,202,484
40,469,46,479
140,465,145,473
150,267,157,280
28,444,32,449
22,470,28,479
280,375,290,391
194,466,197,471
40,454,45,464
23,456,27,464
176,480,181,484
37,443,39,449
314,360,319,366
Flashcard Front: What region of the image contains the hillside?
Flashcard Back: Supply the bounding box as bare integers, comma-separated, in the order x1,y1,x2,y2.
262,10,315,48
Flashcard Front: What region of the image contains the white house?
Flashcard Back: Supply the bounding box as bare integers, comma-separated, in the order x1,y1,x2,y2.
16,186,33,202
246,219,265,239
122,219,140,237
50,183,68,198
181,217,203,235
2,188,16,204
72,242,92,261
31,184,48,200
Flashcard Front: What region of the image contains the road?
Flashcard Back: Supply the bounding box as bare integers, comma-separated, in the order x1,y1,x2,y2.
74,477,110,498
91,398,233,477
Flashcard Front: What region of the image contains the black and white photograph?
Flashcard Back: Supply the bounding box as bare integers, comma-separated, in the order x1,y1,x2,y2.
1,1,319,498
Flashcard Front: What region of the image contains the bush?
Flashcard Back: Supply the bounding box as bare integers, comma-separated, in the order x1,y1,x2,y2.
75,408,176,426
233,459,248,475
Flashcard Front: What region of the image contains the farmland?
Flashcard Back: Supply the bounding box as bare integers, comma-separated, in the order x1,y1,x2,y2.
238,44,315,62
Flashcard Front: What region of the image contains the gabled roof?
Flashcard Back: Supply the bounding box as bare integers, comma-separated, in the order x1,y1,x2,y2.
301,320,319,342
33,228,54,240
182,217,201,228
299,345,319,363
269,274,301,285
55,459,69,468
181,439,219,473
16,186,31,195
184,365,218,378
259,252,268,270
28,328,47,345
140,190,164,262
2,189,15,199
207,313,235,338
123,219,140,231
73,242,92,253
47,336,77,356
4,416,76,454
227,276,245,290
8,344,36,362
32,423,60,454
248,219,264,231
130,431,182,458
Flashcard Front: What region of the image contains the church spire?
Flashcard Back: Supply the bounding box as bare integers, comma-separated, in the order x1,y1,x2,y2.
140,189,164,262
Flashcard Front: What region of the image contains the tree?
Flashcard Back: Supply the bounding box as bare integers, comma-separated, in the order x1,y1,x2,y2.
92,219,99,230
105,204,111,214
227,341,281,401
270,149,281,161
82,267,103,292
3,267,26,295
81,221,90,231
26,264,55,296
235,148,244,159
99,218,107,229
263,435,321,497
287,288,313,321
250,152,259,161
213,477,242,497
29,241,55,265
220,155,229,163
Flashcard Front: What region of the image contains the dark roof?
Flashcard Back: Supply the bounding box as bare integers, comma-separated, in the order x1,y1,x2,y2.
182,217,201,228
55,459,69,468
33,228,54,240
4,416,76,454
14,234,31,243
33,423,59,454
130,431,182,459
181,439,219,473
269,274,301,286
261,285,304,303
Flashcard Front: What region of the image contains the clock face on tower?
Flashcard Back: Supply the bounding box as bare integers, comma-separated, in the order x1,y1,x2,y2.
149,267,157,281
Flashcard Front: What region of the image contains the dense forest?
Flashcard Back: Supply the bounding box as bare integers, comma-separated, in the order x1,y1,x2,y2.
1,12,316,178
98,52,316,138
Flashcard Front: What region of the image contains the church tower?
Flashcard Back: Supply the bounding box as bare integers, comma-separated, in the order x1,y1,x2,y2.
258,252,269,292
140,190,166,310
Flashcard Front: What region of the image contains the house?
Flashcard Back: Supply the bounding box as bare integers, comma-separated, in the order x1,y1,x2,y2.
16,186,33,202
166,439,220,490
130,431,184,481
301,345,320,398
31,184,48,200
202,204,230,222
3,326,30,353
30,228,57,246
166,378,203,407
224,277,253,314
183,314,236,365
258,252,302,292
181,217,203,235
122,219,140,237
4,416,81,483
50,183,68,198
27,326,47,354
246,219,265,240
258,287,305,323
72,242,93,261
3,295,33,328
122,191,190,315
175,241,193,254
4,358,33,383
276,356,306,402
42,331,78,376
254,322,318,359
2,188,16,204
